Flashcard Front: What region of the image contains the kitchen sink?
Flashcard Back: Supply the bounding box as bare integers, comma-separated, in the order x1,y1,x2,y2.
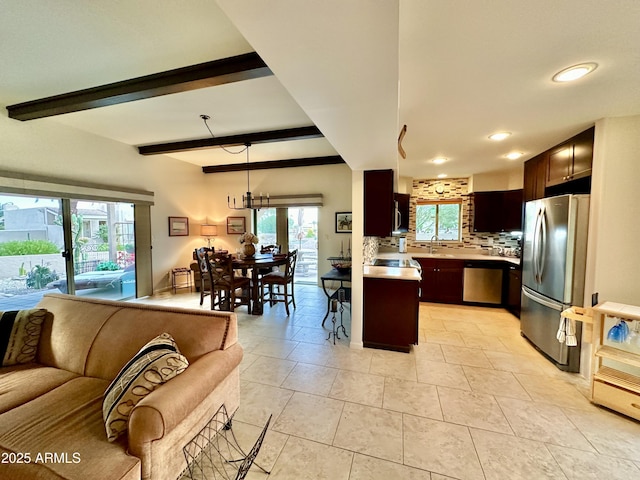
372,258,421,268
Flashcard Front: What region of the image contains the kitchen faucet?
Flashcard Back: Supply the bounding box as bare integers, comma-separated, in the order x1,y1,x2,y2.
429,235,439,253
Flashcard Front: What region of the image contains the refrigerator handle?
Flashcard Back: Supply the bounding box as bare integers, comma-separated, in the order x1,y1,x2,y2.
522,286,563,311
532,207,542,283
538,207,547,282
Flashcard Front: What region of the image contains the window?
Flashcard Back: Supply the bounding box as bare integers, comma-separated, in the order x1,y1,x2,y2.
415,200,462,241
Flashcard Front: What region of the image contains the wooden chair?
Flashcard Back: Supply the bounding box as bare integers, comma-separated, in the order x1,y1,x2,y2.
207,250,252,313
257,244,281,279
260,244,281,254
194,247,218,309
260,249,297,316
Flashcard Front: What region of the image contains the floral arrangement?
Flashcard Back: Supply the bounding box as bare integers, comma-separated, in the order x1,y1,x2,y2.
238,232,259,245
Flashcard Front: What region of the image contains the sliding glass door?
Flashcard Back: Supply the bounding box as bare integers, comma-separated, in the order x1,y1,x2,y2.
255,206,318,284
287,207,318,283
0,194,136,310
68,200,136,300
0,194,64,309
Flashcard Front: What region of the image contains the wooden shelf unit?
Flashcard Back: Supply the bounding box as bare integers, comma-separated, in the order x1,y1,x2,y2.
591,302,640,421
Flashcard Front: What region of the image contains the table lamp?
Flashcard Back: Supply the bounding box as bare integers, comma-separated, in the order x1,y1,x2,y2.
200,224,218,250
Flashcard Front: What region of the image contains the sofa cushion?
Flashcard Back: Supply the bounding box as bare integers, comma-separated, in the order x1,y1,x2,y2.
0,363,78,414
0,309,47,366
0,376,140,480
103,333,189,442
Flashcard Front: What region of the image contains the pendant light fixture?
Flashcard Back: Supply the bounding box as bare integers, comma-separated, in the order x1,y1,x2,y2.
227,142,270,211
200,114,270,211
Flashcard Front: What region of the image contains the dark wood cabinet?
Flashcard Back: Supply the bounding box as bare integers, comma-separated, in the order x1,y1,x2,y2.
506,265,522,318
524,126,594,201
394,193,410,232
363,276,419,353
503,190,524,232
523,154,546,202
472,189,523,232
546,127,594,187
415,258,464,304
471,192,501,232
364,169,394,237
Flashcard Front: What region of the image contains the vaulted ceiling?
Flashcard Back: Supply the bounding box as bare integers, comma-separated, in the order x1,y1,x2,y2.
2,1,640,180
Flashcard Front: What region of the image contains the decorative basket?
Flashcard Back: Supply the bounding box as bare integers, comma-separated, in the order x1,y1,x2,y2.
328,256,352,273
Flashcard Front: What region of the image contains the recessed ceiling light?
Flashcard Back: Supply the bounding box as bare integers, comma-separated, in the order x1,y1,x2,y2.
437,173,448,179
552,62,598,82
432,157,447,165
488,132,511,141
506,152,523,160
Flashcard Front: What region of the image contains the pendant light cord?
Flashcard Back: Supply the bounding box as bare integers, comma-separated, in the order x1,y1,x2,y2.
201,115,247,155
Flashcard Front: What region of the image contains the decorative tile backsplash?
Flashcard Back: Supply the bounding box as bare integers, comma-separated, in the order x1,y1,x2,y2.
363,236,379,265
379,177,521,255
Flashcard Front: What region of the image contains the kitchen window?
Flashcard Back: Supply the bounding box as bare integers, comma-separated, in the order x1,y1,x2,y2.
415,200,462,241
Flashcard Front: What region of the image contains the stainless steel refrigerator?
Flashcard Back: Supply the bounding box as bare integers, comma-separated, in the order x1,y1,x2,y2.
521,194,590,372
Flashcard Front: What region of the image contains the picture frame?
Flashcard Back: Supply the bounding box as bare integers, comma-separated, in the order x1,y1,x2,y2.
226,216,246,235
168,216,189,236
335,212,352,233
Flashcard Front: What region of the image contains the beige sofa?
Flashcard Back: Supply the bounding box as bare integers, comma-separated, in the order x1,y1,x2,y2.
0,293,243,480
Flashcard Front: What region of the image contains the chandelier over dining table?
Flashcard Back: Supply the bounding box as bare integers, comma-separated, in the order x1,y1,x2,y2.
200,114,270,211
227,142,270,211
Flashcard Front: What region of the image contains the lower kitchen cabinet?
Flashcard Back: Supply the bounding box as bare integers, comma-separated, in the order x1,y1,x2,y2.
506,265,522,318
363,276,419,353
415,258,464,304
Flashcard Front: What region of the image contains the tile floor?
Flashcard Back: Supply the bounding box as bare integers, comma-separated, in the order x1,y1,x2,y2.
142,285,640,480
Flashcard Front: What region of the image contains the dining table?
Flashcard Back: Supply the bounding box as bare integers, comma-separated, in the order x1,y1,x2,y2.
231,252,288,315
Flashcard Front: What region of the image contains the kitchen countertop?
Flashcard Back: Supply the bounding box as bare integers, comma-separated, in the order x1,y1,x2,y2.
376,251,521,266
363,265,422,281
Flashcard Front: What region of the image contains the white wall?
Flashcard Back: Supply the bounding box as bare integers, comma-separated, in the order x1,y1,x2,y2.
200,163,353,282
469,165,524,192
0,111,208,292
585,115,640,305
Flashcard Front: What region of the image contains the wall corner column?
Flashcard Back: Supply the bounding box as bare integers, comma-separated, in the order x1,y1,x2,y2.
350,169,364,349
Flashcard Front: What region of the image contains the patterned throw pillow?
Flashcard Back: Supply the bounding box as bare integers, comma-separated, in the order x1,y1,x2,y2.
0,309,47,366
102,332,189,442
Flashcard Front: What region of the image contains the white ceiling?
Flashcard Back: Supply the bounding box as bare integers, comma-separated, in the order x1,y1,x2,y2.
2,1,640,179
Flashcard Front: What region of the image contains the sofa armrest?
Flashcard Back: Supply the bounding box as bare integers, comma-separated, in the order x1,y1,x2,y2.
127,343,243,455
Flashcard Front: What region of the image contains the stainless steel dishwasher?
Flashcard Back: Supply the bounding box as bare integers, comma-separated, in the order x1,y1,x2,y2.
463,262,504,304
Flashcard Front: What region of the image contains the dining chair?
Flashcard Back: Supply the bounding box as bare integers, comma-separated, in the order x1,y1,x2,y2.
207,250,252,313
194,247,219,309
260,249,297,316
257,244,281,279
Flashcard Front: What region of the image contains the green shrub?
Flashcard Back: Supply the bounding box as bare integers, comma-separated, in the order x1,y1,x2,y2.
26,265,59,289
96,261,120,271
0,240,60,256
97,243,110,252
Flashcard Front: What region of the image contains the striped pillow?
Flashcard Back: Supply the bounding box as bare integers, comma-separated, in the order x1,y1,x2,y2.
0,309,47,366
102,332,189,442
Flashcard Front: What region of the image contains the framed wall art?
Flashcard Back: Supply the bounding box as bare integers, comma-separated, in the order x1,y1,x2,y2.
335,212,352,233
226,216,246,234
168,216,189,236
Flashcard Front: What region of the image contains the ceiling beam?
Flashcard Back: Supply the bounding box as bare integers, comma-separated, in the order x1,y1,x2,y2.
6,52,272,121
202,155,345,173
138,126,323,155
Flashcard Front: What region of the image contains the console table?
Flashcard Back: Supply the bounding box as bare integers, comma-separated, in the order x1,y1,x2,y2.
320,269,351,326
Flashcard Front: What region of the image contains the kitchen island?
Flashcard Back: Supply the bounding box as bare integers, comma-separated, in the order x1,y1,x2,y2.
363,264,421,353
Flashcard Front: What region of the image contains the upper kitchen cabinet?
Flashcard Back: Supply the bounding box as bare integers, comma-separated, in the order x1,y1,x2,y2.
472,189,523,232
546,127,594,187
364,169,394,237
394,193,410,232
524,154,546,201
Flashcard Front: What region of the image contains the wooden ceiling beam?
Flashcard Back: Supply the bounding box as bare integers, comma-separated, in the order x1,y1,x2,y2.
138,126,323,155
202,155,345,173
7,52,271,121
